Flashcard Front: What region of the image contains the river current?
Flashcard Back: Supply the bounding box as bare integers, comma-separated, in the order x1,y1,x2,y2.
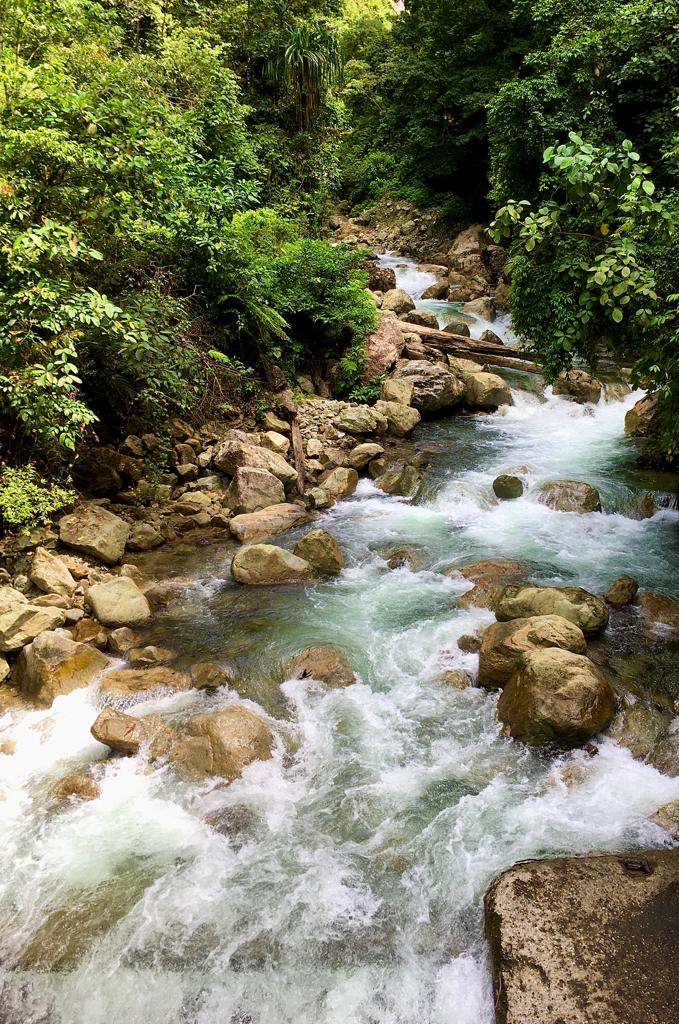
1,259,678,1024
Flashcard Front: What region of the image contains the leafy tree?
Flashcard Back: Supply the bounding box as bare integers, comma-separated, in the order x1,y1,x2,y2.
491,133,678,458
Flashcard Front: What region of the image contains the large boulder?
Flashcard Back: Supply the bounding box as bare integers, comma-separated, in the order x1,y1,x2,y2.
15,630,111,706
285,646,356,687
229,503,311,544
59,505,130,565
442,317,471,338
464,296,495,321
293,529,344,575
496,585,609,636
493,474,523,500
380,378,413,406
231,544,314,585
608,704,671,761
85,577,151,627
393,360,465,413
362,318,405,379
29,548,76,597
624,392,661,438
99,665,191,699
465,372,512,410
91,707,175,758
485,849,679,1024
497,648,615,746
0,585,28,615
478,615,587,688
447,224,487,279
376,463,422,497
319,466,359,501
333,406,387,436
552,369,602,404
421,278,450,301
170,706,274,781
636,591,679,637
537,480,601,513
213,437,297,487
0,605,67,652
381,287,415,315
604,576,639,607
373,399,421,437
126,523,164,551
260,430,290,457
225,466,285,514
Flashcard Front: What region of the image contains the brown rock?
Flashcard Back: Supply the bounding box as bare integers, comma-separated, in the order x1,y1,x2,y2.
362,317,406,379
15,631,111,706
285,646,356,688
478,615,587,687
457,634,482,653
0,604,67,652
229,503,312,543
636,591,679,636
439,669,472,689
127,645,175,667
30,547,76,597
605,577,639,607
226,466,285,515
485,849,679,1024
496,585,609,636
59,505,130,565
537,480,601,513
497,648,615,746
107,627,141,655
552,369,602,404
189,661,234,690
624,391,661,438
91,706,175,758
171,706,274,781
293,529,344,575
99,666,191,699
231,544,314,586
456,560,526,613
319,466,359,501
85,576,152,628
52,774,100,802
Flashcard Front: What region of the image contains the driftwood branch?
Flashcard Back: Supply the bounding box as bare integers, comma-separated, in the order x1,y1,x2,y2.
395,321,543,375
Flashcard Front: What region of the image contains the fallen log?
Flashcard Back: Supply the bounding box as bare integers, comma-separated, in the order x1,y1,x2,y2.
395,321,543,375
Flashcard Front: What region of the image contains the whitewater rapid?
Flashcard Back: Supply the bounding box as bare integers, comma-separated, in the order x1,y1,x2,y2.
1,261,678,1024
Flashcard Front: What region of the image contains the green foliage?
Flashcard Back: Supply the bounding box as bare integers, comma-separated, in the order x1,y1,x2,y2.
348,373,386,404
491,133,679,457
0,466,73,530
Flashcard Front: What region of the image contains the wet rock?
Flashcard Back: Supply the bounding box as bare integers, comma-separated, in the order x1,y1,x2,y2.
225,466,285,515
29,547,76,597
308,486,334,510
457,634,482,653
319,466,359,501
464,297,495,321
334,405,388,436
213,437,297,488
127,645,175,667
439,669,472,689
603,381,632,402
231,544,314,585
373,399,421,437
59,505,130,565
456,560,526,613
285,646,356,687
368,456,388,479
171,706,274,781
376,464,422,497
400,309,439,329
651,800,679,837
537,480,601,513
348,443,385,470
485,849,679,1024
605,577,639,607
229,503,311,544
380,378,413,406
384,546,427,571
52,773,100,802
552,369,602,404
0,604,67,652
91,706,175,757
465,372,512,410
497,648,615,746
126,523,164,551
15,630,111,706
381,287,416,315
189,661,234,690
493,474,523,500
107,626,141,655
293,529,344,575
624,391,660,438
442,318,471,337
421,279,450,300
393,360,465,413
608,704,671,760
99,665,192,700
649,732,679,776
496,585,609,636
85,576,151,627
636,591,679,637
478,615,587,688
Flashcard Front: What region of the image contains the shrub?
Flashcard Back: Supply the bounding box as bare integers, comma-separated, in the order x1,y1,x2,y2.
0,466,74,531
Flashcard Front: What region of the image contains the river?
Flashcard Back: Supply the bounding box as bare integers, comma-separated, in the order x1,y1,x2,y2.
1,259,678,1024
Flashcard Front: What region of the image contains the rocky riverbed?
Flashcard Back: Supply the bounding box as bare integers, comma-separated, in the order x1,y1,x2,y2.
0,240,678,1024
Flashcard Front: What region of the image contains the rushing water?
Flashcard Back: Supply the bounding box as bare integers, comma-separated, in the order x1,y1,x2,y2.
1,261,679,1024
